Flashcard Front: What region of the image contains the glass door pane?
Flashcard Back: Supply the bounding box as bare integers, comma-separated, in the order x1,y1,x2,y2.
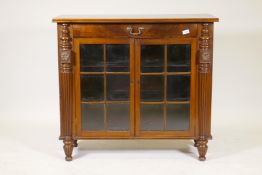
107,104,130,130
81,75,104,101
141,75,164,101
106,45,129,72
140,104,164,130
107,74,130,101
79,42,131,133
166,104,190,130
167,45,191,72
139,43,192,133
141,45,164,72
80,44,104,72
167,75,190,101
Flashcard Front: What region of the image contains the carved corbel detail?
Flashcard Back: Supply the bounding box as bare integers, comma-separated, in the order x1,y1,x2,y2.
198,23,211,73
59,23,73,73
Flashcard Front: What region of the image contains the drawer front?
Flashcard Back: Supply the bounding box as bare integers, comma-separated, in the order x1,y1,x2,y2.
72,24,198,38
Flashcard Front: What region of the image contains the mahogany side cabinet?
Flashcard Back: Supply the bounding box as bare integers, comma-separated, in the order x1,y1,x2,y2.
52,14,219,161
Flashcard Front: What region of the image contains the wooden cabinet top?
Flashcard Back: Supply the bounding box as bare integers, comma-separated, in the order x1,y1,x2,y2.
52,14,219,23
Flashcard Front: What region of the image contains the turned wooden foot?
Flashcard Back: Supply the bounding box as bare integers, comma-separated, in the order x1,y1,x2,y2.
63,137,73,161
196,137,208,161
73,140,78,147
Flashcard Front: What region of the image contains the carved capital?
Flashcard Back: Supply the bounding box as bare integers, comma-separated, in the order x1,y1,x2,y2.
198,23,211,73
59,24,72,73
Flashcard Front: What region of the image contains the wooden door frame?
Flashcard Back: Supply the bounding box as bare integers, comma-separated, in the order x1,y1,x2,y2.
73,38,135,138
134,38,197,138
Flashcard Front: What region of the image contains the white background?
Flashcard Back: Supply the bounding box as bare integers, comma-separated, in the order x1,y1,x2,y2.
1,0,262,174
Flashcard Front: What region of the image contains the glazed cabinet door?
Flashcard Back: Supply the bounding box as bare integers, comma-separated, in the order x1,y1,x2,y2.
74,38,135,138
135,38,197,138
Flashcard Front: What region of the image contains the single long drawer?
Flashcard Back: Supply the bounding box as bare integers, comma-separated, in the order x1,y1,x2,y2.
72,24,198,38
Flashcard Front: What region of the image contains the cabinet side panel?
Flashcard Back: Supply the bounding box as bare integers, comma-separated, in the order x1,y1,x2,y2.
206,24,214,139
